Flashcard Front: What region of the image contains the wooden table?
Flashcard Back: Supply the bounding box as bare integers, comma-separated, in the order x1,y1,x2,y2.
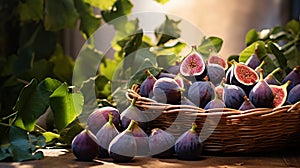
1,147,300,168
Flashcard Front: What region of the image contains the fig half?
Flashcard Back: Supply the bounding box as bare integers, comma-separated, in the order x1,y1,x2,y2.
270,80,290,107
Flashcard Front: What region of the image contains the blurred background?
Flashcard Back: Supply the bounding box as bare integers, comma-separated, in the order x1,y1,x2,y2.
65,0,300,59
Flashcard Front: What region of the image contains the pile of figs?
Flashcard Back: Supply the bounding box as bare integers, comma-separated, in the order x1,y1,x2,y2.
71,46,300,162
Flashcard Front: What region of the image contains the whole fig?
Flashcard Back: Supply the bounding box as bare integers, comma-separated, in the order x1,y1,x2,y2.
287,84,300,104
238,96,255,111
87,106,120,134
71,128,99,161
140,69,157,98
207,64,225,86
204,95,226,110
96,113,119,158
249,72,274,108
149,128,175,158
120,98,147,131
245,49,261,69
223,84,246,109
282,66,300,92
108,120,137,162
153,77,182,105
132,123,149,156
188,81,215,108
174,123,202,160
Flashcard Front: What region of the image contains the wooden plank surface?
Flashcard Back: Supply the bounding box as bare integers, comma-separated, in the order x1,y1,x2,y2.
1,147,300,168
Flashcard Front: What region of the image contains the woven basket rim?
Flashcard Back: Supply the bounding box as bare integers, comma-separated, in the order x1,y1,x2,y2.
126,84,300,119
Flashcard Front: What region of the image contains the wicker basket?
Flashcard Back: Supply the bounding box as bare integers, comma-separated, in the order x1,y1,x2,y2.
126,84,300,153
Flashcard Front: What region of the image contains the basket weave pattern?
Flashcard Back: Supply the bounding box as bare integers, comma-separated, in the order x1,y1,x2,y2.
126,84,300,153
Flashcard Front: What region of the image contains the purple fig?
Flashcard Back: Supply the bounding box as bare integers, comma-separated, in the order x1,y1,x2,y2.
204,95,226,110
180,47,207,81
149,128,175,158
270,81,290,107
223,83,246,109
158,72,185,89
287,84,300,104
108,120,137,162
166,61,181,74
71,128,99,161
140,69,157,98
87,106,120,134
96,113,119,158
174,123,202,160
153,77,182,105
238,96,255,111
207,64,226,86
245,49,261,69
249,72,274,108
188,81,215,108
120,98,147,131
265,68,281,85
282,66,300,92
132,123,149,156
208,54,228,70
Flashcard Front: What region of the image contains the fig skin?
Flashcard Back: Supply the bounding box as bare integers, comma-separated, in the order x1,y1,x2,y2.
166,62,181,75
87,106,120,135
207,64,226,86
132,123,150,156
264,68,281,85
249,73,274,108
96,113,119,158
223,84,246,109
174,123,202,160
120,98,147,131
149,128,175,158
245,51,261,69
188,81,215,108
71,128,99,161
238,96,255,111
204,96,226,110
153,77,182,105
282,66,300,92
108,120,137,162
140,69,157,98
287,84,300,104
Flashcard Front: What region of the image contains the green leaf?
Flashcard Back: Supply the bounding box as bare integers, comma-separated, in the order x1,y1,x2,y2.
59,120,84,145
156,54,178,69
239,41,267,62
153,41,186,56
9,126,45,161
267,42,287,71
127,66,163,87
155,15,181,46
154,0,170,4
101,0,133,23
197,36,223,56
18,0,43,22
123,29,143,57
74,0,101,38
286,19,300,36
19,59,54,82
44,0,79,31
49,84,84,132
50,45,74,84
84,0,117,10
43,132,60,143
245,29,258,46
284,45,300,69
100,57,121,80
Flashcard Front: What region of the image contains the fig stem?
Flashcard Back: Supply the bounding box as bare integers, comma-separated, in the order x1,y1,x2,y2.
255,60,266,72
268,67,281,77
259,71,264,81
127,120,137,132
145,69,154,78
131,97,137,106
282,80,291,89
108,113,114,126
190,123,197,133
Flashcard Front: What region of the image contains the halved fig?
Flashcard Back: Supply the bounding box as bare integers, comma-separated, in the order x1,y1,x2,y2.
180,47,206,81
270,80,291,107
232,60,259,86
208,54,228,70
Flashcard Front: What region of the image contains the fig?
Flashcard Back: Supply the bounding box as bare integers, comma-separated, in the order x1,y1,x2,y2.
214,85,224,101
153,77,182,105
245,49,261,69
180,97,197,106
238,96,255,111
96,113,119,158
158,72,185,89
108,120,137,162
166,61,181,75
270,81,291,107
249,72,274,108
254,60,266,75
71,128,99,161
223,84,246,109
120,98,147,131
174,123,202,160
264,68,281,85
139,69,157,98
87,106,120,134
132,123,149,156
188,81,215,108
282,66,300,92
231,60,259,86
207,64,226,86
180,47,207,81
149,128,175,158
204,95,226,110
287,84,300,104
208,54,228,70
